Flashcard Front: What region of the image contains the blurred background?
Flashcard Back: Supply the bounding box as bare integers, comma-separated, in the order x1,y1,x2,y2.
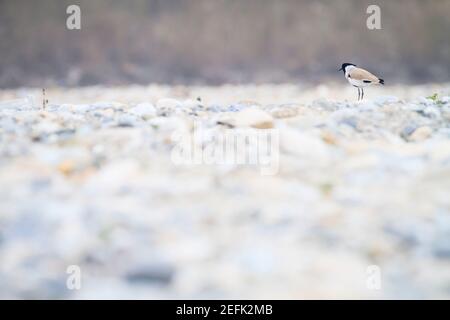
0,0,449,88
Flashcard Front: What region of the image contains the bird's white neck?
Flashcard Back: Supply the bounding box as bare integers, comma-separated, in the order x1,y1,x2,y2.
345,65,356,73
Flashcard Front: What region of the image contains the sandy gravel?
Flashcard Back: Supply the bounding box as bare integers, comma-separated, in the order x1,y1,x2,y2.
0,83,449,299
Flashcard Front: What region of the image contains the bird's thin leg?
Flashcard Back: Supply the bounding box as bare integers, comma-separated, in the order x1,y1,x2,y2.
361,88,364,100
357,88,360,101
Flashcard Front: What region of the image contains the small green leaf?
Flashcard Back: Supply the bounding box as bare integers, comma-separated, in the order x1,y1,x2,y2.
427,93,438,102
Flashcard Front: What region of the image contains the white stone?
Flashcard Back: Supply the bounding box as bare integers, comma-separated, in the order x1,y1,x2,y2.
373,96,399,105
182,99,202,110
91,101,124,110
156,98,182,112
410,126,433,142
219,108,274,129
423,106,441,118
128,103,157,119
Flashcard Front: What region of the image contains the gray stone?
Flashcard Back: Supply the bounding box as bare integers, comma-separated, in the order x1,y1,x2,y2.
125,264,175,286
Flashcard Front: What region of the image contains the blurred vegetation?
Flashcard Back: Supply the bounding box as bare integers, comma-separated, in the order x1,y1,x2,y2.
0,0,449,87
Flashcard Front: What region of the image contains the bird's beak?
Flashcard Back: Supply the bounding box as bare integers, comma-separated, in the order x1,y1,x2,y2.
338,67,343,71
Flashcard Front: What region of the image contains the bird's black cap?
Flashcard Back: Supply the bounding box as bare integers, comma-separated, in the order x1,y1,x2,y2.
339,63,356,72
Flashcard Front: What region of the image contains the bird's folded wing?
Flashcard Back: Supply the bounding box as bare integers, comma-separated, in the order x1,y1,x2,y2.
349,68,379,82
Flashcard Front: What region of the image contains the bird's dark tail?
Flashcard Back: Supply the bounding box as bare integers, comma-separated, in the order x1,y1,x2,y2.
379,78,385,85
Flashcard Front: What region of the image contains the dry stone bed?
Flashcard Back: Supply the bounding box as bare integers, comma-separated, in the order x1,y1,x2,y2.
0,84,449,299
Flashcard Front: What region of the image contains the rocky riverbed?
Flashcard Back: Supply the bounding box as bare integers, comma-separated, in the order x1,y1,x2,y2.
0,83,450,299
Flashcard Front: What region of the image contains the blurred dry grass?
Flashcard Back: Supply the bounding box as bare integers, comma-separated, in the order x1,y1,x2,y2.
0,0,449,87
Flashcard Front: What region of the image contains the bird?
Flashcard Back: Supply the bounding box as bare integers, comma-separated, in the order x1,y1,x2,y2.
339,63,384,101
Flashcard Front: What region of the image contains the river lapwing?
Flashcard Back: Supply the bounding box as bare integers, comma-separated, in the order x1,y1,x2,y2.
339,63,384,101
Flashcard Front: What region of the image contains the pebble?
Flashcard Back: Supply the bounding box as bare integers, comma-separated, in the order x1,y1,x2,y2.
401,125,417,140
373,96,399,105
117,114,139,127
125,262,175,286
270,106,299,118
182,99,203,110
218,108,274,129
423,106,441,119
156,98,182,115
409,126,433,142
91,102,125,110
128,103,157,119
0,98,34,110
